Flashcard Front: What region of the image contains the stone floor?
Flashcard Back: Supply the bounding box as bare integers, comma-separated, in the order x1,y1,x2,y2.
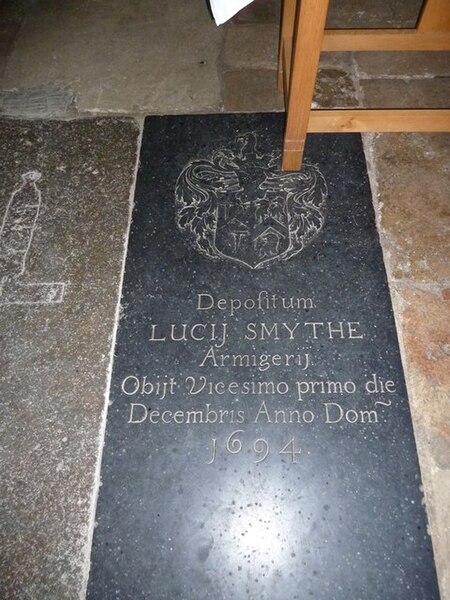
0,0,448,599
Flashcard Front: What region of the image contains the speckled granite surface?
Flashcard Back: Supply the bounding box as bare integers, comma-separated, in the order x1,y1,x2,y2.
87,114,439,599
0,118,140,599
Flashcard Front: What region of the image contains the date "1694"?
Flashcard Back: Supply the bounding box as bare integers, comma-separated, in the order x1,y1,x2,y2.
207,430,301,464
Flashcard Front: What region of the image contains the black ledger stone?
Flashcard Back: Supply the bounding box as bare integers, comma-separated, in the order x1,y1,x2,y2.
87,113,440,600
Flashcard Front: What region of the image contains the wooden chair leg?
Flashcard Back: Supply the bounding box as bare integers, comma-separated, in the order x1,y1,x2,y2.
278,0,297,96
282,0,329,171
417,0,450,32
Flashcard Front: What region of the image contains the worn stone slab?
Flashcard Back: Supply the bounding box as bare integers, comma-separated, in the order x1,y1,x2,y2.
370,132,450,284
313,66,359,108
366,130,450,598
391,285,450,600
223,63,358,113
0,21,20,79
0,117,140,600
223,24,279,69
229,0,281,24
0,0,30,23
327,0,423,28
360,78,450,109
0,0,222,114
88,113,439,599
0,84,77,118
225,0,423,28
354,51,450,79
223,69,284,112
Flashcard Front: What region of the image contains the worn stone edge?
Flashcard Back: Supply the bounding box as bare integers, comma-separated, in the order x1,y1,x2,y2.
79,117,145,599
361,131,445,599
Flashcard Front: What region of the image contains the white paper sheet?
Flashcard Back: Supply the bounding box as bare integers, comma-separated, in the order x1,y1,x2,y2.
210,0,255,25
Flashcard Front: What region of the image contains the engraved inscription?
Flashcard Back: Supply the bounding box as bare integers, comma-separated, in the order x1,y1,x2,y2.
121,284,398,464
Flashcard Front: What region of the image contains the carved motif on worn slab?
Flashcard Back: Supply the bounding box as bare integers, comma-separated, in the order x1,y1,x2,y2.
0,171,65,305
176,133,328,269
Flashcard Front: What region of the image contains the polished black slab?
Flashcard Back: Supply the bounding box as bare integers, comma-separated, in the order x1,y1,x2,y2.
87,114,439,600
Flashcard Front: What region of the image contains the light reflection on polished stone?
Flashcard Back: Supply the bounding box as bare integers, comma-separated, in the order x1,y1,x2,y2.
196,470,315,596
226,492,289,566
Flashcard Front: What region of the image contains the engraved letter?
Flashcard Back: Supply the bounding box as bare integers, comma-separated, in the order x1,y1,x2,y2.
197,293,214,310
149,324,166,342
245,322,257,340
128,403,148,424
122,375,140,396
324,402,344,424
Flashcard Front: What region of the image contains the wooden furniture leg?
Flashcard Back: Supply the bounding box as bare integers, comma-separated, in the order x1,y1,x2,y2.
279,0,450,171
417,0,450,32
282,0,329,171
277,0,297,95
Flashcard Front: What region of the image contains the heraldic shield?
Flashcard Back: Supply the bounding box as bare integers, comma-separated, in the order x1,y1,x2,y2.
175,133,328,269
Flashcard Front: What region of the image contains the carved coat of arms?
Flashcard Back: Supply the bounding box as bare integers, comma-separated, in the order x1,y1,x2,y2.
175,133,328,269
